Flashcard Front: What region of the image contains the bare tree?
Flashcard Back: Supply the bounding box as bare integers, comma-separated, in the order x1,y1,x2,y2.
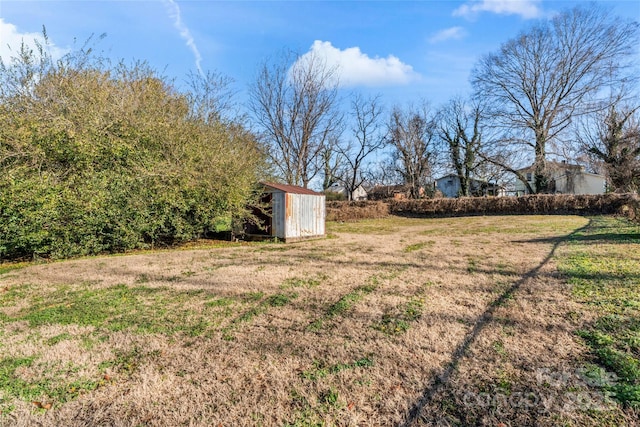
579,105,640,192
437,98,484,197
248,50,342,188
387,103,437,199
472,5,639,193
335,94,386,200
365,159,402,187
320,139,343,191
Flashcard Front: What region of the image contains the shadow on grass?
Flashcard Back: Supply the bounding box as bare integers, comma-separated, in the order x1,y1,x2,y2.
514,232,640,245
564,270,640,283
513,216,640,246
398,220,593,426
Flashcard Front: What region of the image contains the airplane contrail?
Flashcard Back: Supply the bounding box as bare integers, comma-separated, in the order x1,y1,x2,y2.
164,0,204,76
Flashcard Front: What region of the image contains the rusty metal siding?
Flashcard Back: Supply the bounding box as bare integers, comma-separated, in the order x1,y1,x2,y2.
260,184,325,241
283,193,325,240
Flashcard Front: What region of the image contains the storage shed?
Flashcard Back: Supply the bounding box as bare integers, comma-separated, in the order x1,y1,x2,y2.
245,182,325,242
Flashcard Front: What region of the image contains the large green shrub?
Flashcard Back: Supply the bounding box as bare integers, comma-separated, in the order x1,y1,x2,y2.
0,39,263,260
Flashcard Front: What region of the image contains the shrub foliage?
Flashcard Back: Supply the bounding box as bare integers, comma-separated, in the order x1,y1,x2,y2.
326,194,640,222
0,38,263,259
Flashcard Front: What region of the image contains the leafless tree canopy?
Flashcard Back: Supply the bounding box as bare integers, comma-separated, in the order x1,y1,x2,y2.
437,98,484,197
248,50,342,188
335,94,387,200
388,103,437,199
320,137,343,191
472,4,639,193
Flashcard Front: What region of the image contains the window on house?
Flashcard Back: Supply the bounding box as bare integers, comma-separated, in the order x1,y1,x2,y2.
526,172,532,182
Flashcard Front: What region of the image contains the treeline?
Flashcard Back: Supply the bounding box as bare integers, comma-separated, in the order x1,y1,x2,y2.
0,39,263,260
250,5,639,200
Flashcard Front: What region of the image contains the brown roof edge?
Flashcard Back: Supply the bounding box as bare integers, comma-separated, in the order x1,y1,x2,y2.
260,182,324,196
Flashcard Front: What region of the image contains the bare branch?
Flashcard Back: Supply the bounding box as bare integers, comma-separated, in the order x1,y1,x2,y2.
387,102,438,198
249,49,342,188
334,93,386,200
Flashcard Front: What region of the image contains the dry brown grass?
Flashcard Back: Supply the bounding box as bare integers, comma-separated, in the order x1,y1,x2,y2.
0,216,634,426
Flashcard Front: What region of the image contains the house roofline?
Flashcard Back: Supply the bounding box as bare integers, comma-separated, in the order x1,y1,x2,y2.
435,174,500,186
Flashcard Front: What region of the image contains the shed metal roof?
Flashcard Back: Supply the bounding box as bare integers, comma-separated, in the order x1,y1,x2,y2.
261,182,323,196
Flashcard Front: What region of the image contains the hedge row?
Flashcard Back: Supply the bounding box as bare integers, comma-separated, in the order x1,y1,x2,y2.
326,201,390,222
326,194,640,222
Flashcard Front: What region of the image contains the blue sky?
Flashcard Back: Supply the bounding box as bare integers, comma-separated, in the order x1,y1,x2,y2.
1,0,639,110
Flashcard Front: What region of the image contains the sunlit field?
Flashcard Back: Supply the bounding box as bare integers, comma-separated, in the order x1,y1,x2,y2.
1,215,638,426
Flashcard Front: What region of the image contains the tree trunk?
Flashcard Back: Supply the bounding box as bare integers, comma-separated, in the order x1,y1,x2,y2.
534,134,548,193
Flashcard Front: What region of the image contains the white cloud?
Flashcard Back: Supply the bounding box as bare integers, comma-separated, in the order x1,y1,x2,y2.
429,26,467,44
0,19,68,65
453,0,542,19
297,40,419,87
163,0,203,76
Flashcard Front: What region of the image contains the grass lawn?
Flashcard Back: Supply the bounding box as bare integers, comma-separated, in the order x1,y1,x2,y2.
0,215,638,426
557,217,640,412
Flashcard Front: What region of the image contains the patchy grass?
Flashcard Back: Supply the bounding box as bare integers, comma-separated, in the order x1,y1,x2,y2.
0,263,29,276
322,273,388,319
0,355,101,406
300,357,375,382
558,216,640,409
1,215,636,426
280,274,327,290
326,217,416,234
373,297,424,335
326,290,366,317
266,292,298,307
2,284,224,336
403,241,435,253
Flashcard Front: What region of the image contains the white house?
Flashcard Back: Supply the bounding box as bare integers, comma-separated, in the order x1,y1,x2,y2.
325,183,368,201
436,174,506,198
515,162,606,195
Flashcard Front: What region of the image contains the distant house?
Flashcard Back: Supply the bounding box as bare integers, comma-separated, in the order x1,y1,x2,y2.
368,184,425,200
515,162,606,195
436,174,506,198
244,182,325,242
325,183,368,201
